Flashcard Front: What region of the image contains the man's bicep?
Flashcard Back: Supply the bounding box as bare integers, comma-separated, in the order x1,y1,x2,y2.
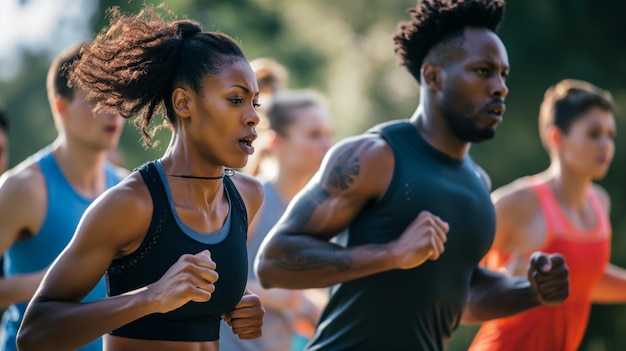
279,143,375,239
0,178,45,252
280,180,365,240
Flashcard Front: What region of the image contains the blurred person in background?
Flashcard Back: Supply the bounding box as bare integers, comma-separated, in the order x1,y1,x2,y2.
242,57,290,177
469,79,626,351
251,57,290,107
0,43,127,351
221,89,333,351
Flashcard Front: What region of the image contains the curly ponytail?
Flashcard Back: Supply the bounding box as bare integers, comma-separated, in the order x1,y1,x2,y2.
70,4,246,148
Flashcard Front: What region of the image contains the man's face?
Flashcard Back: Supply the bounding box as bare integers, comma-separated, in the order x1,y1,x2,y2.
63,89,124,152
439,28,510,142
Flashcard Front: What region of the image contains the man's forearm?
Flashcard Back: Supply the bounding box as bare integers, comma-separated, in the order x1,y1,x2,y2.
462,267,540,324
255,232,394,289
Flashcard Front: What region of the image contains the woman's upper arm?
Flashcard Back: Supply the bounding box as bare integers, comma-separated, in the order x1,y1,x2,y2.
36,173,153,302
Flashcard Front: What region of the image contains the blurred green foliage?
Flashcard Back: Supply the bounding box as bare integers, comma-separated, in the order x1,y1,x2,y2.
0,1,624,349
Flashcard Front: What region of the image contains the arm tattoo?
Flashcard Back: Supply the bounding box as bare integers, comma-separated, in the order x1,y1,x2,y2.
272,147,361,272
326,148,360,190
289,186,330,230
288,147,360,229
270,239,353,271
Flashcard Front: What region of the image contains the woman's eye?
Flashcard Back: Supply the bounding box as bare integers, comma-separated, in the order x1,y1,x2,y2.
229,98,243,105
253,102,261,109
588,131,601,139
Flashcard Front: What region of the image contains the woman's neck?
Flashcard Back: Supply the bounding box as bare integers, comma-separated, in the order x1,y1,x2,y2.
545,163,592,209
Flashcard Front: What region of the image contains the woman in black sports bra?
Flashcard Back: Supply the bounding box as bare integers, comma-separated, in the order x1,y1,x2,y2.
17,5,265,351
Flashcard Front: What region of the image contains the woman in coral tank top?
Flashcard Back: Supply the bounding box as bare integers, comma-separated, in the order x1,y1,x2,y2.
469,79,626,351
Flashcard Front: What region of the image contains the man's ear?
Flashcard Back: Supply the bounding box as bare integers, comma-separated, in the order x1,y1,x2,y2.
54,95,70,123
421,63,443,91
172,87,192,119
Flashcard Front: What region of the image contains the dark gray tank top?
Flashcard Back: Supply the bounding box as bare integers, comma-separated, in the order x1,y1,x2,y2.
308,121,496,351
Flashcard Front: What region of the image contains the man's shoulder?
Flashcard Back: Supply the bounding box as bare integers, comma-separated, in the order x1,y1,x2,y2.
0,155,47,231
364,119,411,134
0,155,46,194
334,128,391,154
324,133,393,176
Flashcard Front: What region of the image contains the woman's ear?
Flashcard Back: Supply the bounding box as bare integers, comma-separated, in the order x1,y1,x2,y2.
546,125,562,149
172,87,192,119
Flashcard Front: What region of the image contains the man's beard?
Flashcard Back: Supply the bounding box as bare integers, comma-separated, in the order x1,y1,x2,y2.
440,101,495,142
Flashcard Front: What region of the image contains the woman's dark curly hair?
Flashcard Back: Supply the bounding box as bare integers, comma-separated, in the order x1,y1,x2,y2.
393,0,505,84
70,5,246,148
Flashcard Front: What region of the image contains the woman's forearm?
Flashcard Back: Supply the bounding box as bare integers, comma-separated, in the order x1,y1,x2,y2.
17,291,154,351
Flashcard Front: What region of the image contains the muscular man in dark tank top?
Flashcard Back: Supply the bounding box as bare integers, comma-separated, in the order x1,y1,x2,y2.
255,1,571,350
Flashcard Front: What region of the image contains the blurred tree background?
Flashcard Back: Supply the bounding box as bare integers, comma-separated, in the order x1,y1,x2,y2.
0,0,625,349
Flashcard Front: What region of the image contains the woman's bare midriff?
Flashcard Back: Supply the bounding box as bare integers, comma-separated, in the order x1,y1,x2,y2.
104,334,220,351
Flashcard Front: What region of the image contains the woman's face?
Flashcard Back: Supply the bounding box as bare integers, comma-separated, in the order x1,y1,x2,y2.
557,107,616,180
274,104,334,176
188,59,260,169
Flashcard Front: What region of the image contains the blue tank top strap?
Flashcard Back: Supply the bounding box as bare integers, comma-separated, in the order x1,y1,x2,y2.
223,174,248,228
39,151,122,199
38,151,74,197
153,160,232,244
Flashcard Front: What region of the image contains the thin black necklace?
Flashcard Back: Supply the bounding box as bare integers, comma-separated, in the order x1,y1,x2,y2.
167,168,235,180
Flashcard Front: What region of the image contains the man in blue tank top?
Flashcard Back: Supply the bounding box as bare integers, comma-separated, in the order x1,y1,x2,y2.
0,43,127,351
256,1,571,350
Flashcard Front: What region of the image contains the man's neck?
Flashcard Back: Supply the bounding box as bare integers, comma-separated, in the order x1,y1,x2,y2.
50,138,111,198
409,108,471,160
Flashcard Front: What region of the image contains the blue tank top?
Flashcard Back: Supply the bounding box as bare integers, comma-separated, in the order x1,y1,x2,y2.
307,121,496,351
1,148,122,351
106,160,249,342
